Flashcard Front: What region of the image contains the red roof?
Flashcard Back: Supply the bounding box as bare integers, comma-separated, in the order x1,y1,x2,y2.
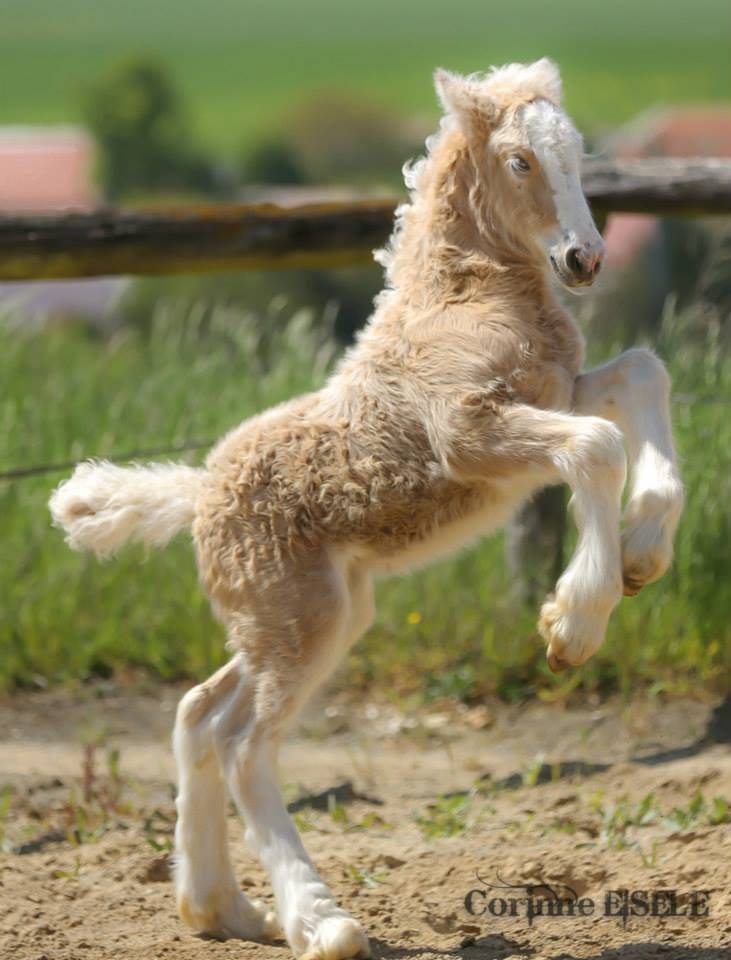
611,106,731,159
603,106,731,269
0,127,98,213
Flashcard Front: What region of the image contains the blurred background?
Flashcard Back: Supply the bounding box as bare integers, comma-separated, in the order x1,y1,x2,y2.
1,0,729,705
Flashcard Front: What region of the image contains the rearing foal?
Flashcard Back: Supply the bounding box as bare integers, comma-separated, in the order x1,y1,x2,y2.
50,58,683,960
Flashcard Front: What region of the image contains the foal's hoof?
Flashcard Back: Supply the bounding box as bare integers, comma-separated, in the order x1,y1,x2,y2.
538,593,610,672
539,597,575,672
299,917,371,960
547,651,569,674
178,889,279,942
622,575,644,597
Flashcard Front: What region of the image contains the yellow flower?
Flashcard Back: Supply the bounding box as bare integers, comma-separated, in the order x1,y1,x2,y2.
407,611,422,625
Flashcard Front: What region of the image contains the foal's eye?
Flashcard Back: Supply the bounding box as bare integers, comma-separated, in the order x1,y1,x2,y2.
509,155,531,174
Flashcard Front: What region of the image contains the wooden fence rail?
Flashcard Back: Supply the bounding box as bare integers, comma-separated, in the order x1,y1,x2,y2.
1,159,730,281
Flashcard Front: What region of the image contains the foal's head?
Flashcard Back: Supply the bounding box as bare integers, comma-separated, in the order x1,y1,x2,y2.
434,58,604,288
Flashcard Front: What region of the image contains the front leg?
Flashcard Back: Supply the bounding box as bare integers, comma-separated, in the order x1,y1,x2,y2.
443,401,627,671
574,349,684,595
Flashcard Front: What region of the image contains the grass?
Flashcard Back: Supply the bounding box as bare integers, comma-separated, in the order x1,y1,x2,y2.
1,295,730,700
410,785,731,860
586,788,731,864
413,792,480,839
0,0,729,154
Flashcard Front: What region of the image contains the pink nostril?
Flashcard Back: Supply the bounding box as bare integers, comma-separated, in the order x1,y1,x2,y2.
590,251,603,273
581,248,604,276
565,246,603,279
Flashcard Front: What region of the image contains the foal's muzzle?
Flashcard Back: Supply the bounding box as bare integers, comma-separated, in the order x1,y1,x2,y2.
551,241,605,288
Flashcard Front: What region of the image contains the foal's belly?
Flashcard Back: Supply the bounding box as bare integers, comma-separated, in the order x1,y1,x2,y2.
362,470,545,577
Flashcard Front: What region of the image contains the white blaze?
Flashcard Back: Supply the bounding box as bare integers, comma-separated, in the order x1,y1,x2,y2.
523,99,603,253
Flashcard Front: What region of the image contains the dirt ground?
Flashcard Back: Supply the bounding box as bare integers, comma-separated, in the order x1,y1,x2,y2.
2,683,730,960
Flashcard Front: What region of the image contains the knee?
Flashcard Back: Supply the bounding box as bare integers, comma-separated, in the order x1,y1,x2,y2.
175,682,214,733
576,418,627,485
622,348,671,396
175,658,245,735
174,681,219,761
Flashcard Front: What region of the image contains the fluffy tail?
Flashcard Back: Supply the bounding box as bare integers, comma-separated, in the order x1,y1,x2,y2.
49,460,205,559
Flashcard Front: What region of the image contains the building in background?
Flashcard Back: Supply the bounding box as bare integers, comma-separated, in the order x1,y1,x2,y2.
603,106,731,270
591,106,731,341
0,126,126,326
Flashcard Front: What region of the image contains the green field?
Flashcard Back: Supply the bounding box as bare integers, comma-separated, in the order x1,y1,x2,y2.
1,2,729,701
2,302,729,701
1,0,729,154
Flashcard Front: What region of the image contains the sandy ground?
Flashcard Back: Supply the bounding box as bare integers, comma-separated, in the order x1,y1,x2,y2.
1,684,730,960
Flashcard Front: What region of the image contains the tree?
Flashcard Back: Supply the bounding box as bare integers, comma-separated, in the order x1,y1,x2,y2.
83,57,215,201
240,138,307,185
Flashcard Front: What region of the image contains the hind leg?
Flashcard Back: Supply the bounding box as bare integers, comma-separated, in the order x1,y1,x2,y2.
215,558,373,959
173,656,279,940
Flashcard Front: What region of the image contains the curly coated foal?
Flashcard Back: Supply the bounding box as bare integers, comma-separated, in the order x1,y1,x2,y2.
50,59,683,960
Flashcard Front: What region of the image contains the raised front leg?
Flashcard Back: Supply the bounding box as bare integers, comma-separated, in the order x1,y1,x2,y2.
443,402,627,671
574,349,684,595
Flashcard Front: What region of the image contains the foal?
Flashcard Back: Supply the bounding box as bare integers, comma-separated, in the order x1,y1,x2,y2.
50,58,683,960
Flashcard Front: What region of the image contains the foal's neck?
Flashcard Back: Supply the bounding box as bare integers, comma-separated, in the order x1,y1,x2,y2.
381,126,546,308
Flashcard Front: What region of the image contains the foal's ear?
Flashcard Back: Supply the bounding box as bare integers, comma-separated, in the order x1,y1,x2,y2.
523,57,563,105
434,69,496,132
434,69,476,116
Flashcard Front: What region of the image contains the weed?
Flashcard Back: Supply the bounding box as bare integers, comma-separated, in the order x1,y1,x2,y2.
52,855,82,880
0,785,15,851
143,809,175,852
346,865,388,888
586,789,731,866
522,755,546,788
597,793,658,849
413,792,475,839
327,796,349,827
664,791,731,832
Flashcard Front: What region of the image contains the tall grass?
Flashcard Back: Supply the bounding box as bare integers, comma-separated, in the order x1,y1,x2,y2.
1,300,729,700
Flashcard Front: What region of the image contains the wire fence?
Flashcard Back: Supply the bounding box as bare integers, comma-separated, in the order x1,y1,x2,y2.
0,440,212,482
2,393,728,484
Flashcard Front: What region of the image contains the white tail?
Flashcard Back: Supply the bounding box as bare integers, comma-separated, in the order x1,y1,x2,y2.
49,460,205,559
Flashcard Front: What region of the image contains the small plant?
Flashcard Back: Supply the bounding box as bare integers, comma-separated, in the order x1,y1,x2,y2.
664,791,731,831
346,865,388,888
709,796,731,825
293,812,317,833
424,666,477,703
327,797,349,827
0,785,14,852
52,855,82,880
637,840,659,868
143,809,175,853
521,754,546,788
597,792,658,849
413,793,474,839
328,798,393,833
350,811,392,831
293,803,392,835
586,789,731,867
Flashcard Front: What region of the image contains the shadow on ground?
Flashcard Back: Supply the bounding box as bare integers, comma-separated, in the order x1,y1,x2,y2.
372,934,730,959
